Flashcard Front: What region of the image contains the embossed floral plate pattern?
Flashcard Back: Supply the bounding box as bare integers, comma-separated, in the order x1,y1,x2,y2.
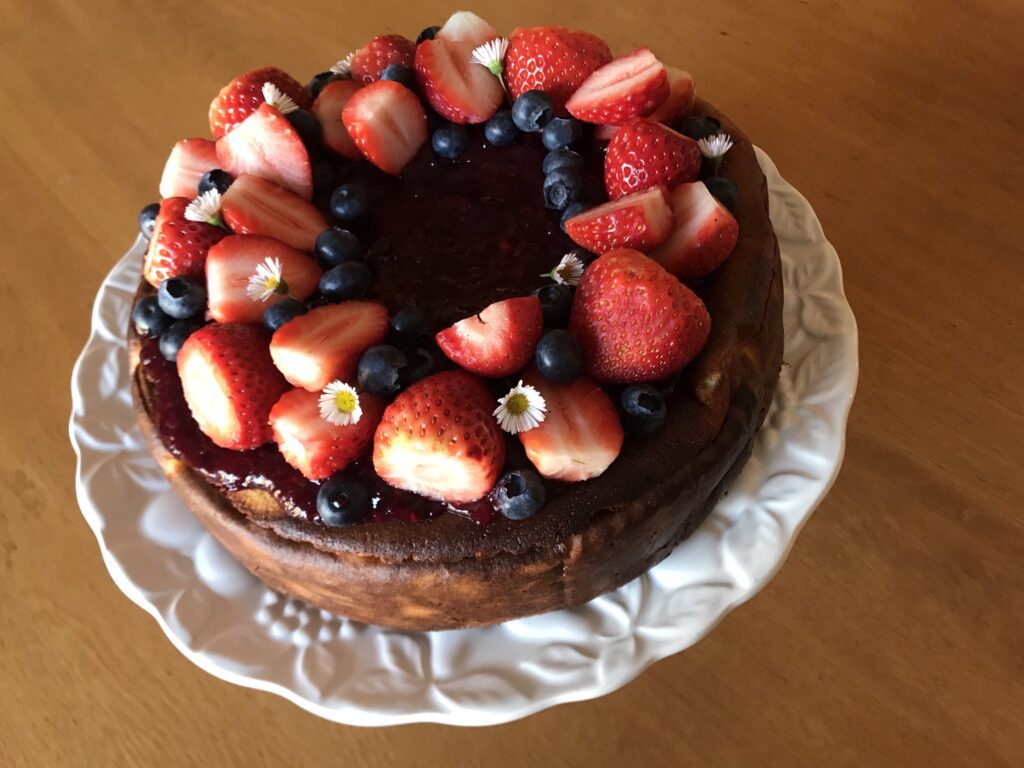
70,149,857,726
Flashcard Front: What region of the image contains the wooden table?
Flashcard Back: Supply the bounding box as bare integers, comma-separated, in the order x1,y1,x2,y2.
2,0,1021,764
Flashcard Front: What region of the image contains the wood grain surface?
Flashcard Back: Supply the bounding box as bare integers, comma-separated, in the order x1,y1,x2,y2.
1,0,1022,765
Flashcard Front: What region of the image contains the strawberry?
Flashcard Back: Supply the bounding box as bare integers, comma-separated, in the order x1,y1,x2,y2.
349,35,416,85
649,182,739,279
434,10,497,46
220,174,327,252
142,197,227,287
158,138,218,198
565,49,669,125
518,369,624,482
435,297,543,378
564,186,674,255
647,66,696,126
312,79,362,160
372,370,505,504
269,388,385,480
205,235,321,323
341,81,428,175
269,301,389,392
415,12,503,125
208,66,310,139
177,323,290,450
604,118,702,200
569,249,711,383
504,26,612,112
215,103,313,200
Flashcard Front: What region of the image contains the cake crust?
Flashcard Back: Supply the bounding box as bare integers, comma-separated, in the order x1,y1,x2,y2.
130,100,784,630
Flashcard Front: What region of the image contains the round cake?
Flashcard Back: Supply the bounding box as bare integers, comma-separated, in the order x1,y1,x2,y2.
128,13,783,630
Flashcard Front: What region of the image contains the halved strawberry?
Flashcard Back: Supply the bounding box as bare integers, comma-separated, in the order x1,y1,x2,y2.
269,388,385,480
312,79,362,160
604,118,702,199
158,139,218,198
205,235,321,323
565,49,669,125
350,34,416,85
220,174,327,252
208,66,311,139
435,297,543,378
564,186,674,254
648,66,696,125
341,81,428,175
434,10,497,46
270,301,389,391
415,32,503,124
504,26,612,112
519,369,623,482
569,249,711,383
142,197,227,287
215,103,313,199
177,323,290,450
649,182,739,279
372,370,505,504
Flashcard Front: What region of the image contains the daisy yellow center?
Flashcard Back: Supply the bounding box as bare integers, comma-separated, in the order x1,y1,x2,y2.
505,393,530,415
334,390,357,414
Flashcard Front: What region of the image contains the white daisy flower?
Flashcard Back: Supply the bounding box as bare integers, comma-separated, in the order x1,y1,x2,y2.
330,53,354,78
319,381,362,426
698,132,734,160
494,381,547,435
544,252,586,287
184,189,223,226
262,82,299,115
246,257,289,302
471,37,509,78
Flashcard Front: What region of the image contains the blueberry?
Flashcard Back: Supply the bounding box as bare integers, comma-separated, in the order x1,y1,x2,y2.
312,159,342,197
541,117,582,150
139,203,160,239
389,307,428,340
416,25,441,44
131,295,173,338
285,109,322,147
357,345,408,396
704,176,738,212
484,110,519,146
158,319,203,362
315,227,362,268
405,346,437,383
380,64,417,89
679,115,722,141
542,148,584,176
198,169,233,196
531,283,573,327
619,385,668,435
330,183,370,223
307,71,341,99
543,167,583,210
157,277,206,320
560,202,591,233
534,329,582,383
494,469,546,520
317,475,371,527
262,298,308,331
431,123,470,159
511,90,554,132
319,260,372,301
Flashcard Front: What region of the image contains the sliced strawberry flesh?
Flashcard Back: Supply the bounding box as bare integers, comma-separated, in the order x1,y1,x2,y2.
415,37,503,125
342,81,428,175
269,301,389,391
566,49,669,125
565,186,674,254
649,182,739,279
312,80,362,160
220,174,327,252
648,66,696,125
159,138,218,198
435,297,543,378
216,103,313,200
